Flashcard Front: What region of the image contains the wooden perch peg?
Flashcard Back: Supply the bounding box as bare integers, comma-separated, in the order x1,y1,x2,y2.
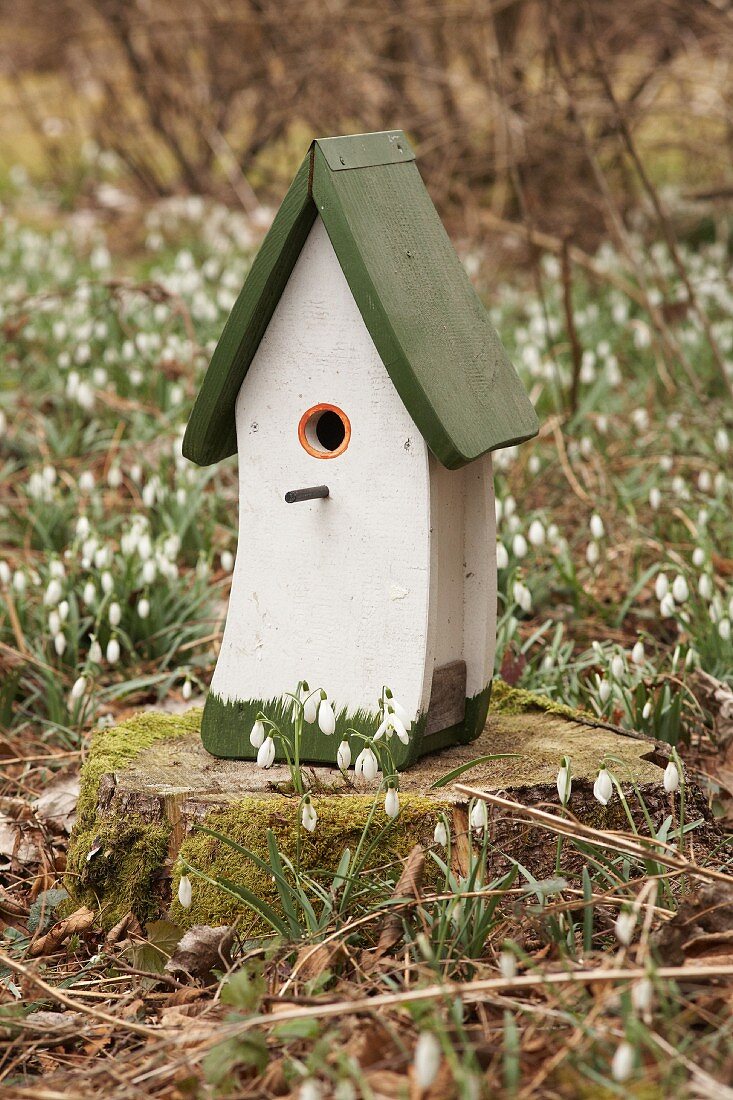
284,485,330,503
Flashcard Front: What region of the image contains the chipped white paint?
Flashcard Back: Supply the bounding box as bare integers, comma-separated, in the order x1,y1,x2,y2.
212,216,496,729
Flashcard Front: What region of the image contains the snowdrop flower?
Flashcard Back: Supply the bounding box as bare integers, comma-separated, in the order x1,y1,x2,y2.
106,637,120,664
556,758,571,805
301,797,317,833
384,691,412,729
49,610,61,635
632,977,653,1014
719,618,731,641
137,597,150,619
54,633,66,657
413,1031,441,1090
298,1080,322,1100
698,574,713,600
13,571,26,594
654,573,668,601
692,547,705,568
649,486,661,510
433,819,448,847
0,562,10,586
220,550,234,572
384,785,400,819
586,541,599,566
610,653,625,679
257,735,276,769
109,601,121,627
88,636,102,663
303,690,319,725
512,580,532,613
355,745,379,782
374,710,409,745
107,466,122,489
79,471,95,493
58,600,69,622
142,560,156,585
663,760,680,793
182,679,192,701
44,578,63,606
642,699,653,720
631,640,645,666
715,427,729,454
611,1040,634,1083
499,950,517,980
336,740,351,770
512,533,528,558
101,571,114,595
659,592,675,618
589,513,604,540
496,542,509,569
593,768,613,806
672,574,689,604
698,470,712,493
318,698,336,736
249,720,265,749
70,675,87,701
178,874,192,909
469,798,488,832
528,519,545,547
615,909,636,945
598,678,611,704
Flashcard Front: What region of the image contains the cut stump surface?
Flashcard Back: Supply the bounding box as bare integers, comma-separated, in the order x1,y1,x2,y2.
66,685,713,932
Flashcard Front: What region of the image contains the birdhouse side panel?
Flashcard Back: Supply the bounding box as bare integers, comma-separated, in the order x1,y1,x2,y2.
202,217,434,762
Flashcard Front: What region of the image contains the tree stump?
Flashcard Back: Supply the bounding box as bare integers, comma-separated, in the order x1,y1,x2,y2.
66,685,715,932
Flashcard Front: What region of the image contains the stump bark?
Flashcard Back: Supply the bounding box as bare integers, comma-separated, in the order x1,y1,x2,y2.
66,686,715,931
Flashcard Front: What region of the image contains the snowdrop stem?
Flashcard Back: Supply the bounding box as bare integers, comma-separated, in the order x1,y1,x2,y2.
671,747,686,856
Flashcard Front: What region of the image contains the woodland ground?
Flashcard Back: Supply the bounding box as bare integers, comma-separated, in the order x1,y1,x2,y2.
0,150,732,1097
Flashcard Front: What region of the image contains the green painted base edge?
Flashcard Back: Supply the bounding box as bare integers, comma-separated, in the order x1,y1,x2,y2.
201,682,492,770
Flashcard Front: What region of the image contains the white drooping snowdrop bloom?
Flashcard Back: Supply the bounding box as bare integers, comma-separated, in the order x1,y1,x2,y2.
654,573,669,601
355,745,379,782
70,675,87,702
249,720,265,748
610,653,625,679
101,571,114,595
663,760,680,793
220,550,234,572
659,592,676,618
512,532,528,559
317,698,336,736
614,908,636,946
257,735,276,769
632,977,653,1014
374,709,409,745
336,740,351,770
499,950,517,980
469,798,488,832
181,679,192,701
611,1041,634,1083
384,786,400,819
496,542,509,569
512,580,532,613
178,874,192,909
109,601,121,627
586,541,599,567
589,513,605,540
671,574,689,604
698,574,713,600
303,690,319,725
301,797,317,833
598,677,611,704
692,546,705,568
642,699,653,720
106,637,120,664
593,768,613,806
433,820,448,847
528,519,545,547
413,1032,441,1090
54,633,67,656
719,618,731,641
631,640,645,666
649,486,661,510
556,758,571,805
137,597,150,619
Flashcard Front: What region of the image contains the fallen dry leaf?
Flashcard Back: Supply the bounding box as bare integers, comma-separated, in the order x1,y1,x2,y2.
371,844,424,963
292,940,346,983
33,775,80,834
165,924,234,984
29,906,95,957
654,883,733,966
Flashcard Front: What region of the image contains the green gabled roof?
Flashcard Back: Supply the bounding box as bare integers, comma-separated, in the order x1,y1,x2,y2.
183,130,538,470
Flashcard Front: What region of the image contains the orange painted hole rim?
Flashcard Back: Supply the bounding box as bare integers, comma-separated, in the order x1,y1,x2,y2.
298,404,351,459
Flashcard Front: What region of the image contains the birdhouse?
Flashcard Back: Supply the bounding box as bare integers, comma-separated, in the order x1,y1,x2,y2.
183,130,538,769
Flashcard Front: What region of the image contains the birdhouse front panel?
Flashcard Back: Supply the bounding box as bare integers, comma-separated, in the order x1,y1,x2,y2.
205,217,436,764
183,131,538,768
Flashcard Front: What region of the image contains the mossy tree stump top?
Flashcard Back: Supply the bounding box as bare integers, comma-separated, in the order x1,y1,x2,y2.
67,686,689,931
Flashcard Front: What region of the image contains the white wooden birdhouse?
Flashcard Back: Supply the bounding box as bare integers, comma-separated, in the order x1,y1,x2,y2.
184,130,538,768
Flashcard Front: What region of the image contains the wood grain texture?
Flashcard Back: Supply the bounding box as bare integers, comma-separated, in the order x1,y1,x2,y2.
183,131,539,471
425,660,467,736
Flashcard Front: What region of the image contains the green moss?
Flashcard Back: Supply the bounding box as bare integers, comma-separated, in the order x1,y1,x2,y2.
67,709,201,928
491,680,584,721
75,709,201,830
171,793,451,934
66,817,172,929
